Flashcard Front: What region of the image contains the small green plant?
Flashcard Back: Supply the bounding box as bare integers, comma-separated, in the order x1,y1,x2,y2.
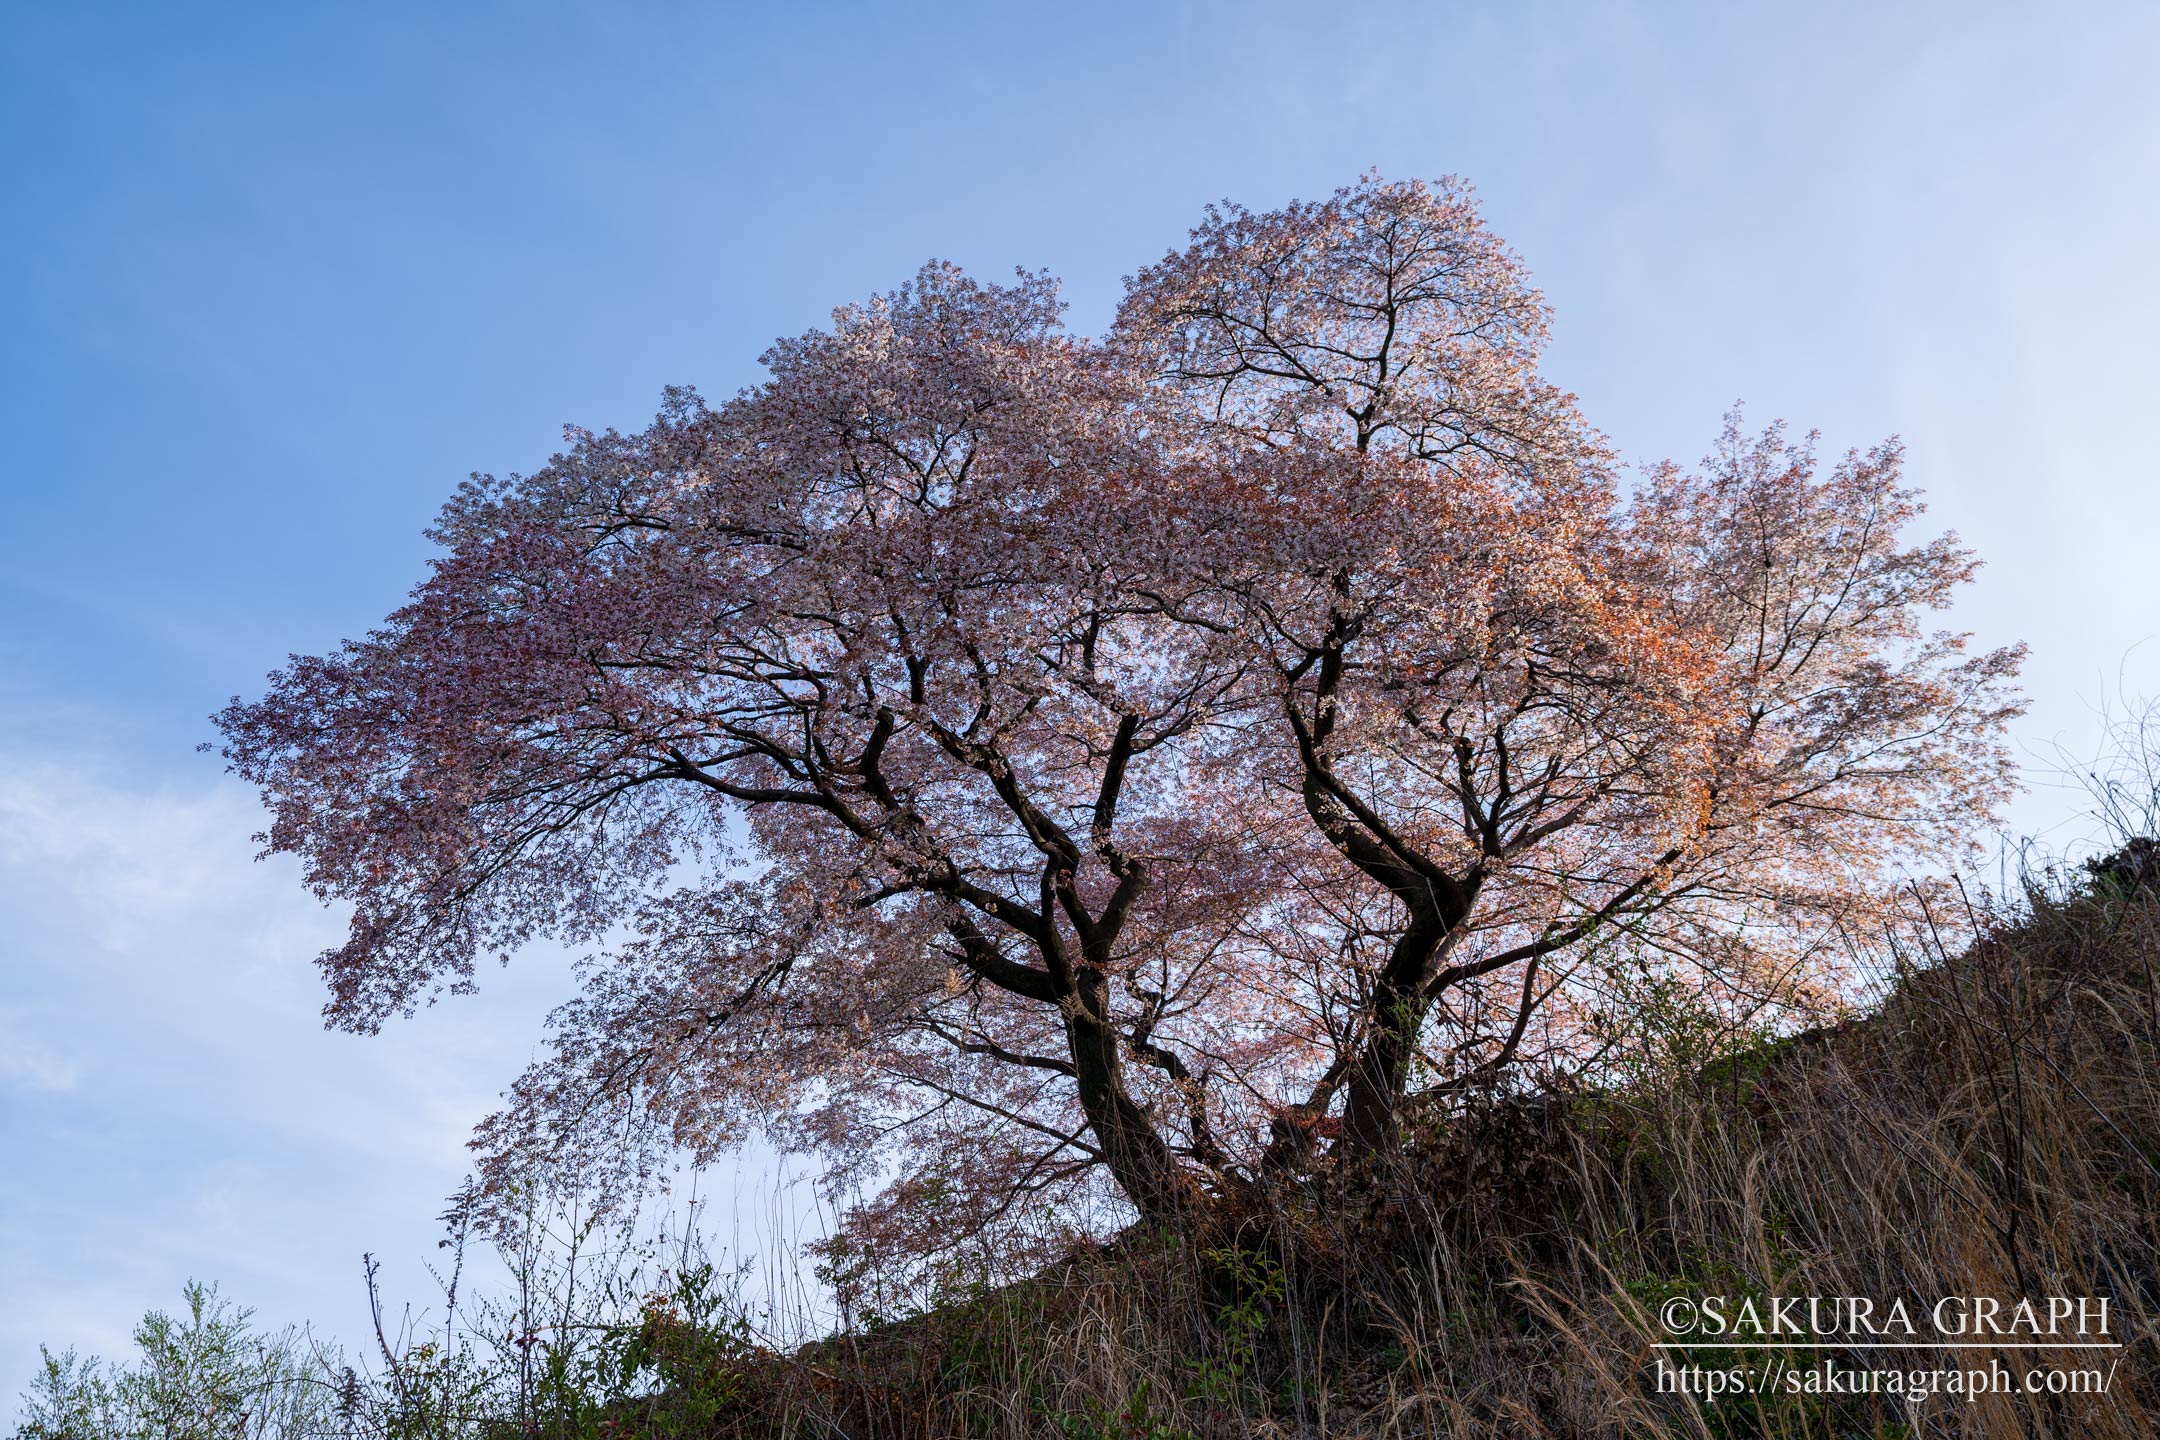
1183,1241,1284,1409
10,1282,337,1440
1051,1379,1195,1440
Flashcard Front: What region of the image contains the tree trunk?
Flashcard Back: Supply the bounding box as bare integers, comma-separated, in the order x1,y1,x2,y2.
1337,921,1442,1156
1339,986,1428,1156
1066,981,1194,1222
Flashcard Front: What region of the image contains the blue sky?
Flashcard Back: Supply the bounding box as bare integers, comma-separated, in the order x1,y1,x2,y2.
5,0,2158,1392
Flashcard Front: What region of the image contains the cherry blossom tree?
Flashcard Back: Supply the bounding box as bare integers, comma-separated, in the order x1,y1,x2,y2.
1112,179,2026,1154
216,176,2023,1265
222,265,1308,1244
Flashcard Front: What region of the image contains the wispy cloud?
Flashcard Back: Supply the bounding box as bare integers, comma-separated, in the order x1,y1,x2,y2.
0,1015,79,1095
0,753,581,1387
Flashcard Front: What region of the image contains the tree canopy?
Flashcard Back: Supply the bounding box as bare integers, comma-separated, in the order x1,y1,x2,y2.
216,176,2023,1275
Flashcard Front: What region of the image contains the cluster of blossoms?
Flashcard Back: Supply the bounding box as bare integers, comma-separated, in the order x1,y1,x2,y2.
217,176,2023,1278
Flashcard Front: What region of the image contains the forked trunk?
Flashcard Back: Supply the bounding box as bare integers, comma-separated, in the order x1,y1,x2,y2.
1067,1007,1194,1221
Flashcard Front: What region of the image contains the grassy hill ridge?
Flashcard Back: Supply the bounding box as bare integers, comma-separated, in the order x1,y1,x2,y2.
20,854,2160,1438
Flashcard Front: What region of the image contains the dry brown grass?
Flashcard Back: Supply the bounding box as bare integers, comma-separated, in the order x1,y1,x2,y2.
688,874,2160,1439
